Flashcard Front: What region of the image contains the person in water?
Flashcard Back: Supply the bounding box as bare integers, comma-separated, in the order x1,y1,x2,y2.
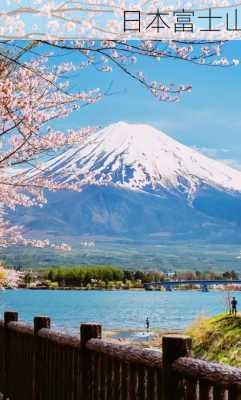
231,296,238,316
146,317,150,330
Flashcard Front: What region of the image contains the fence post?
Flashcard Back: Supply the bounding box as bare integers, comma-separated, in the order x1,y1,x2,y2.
34,316,51,400
80,323,102,400
4,311,18,400
162,335,192,400
34,316,50,335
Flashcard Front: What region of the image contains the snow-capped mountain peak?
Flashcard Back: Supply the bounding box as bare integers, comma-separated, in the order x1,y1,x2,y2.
41,121,241,199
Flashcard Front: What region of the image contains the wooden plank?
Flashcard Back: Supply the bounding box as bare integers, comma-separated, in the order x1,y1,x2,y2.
137,365,146,400
129,364,138,400
121,362,129,400
155,368,162,400
229,387,241,400
213,385,226,400
174,357,241,387
105,356,113,400
146,367,156,400
87,340,162,368
186,378,198,400
113,359,122,400
199,380,212,400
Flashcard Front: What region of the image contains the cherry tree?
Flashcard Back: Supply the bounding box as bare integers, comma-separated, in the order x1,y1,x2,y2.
1,0,241,40
0,43,102,248
0,261,23,288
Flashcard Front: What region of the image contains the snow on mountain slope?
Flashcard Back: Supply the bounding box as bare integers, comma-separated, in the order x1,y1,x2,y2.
39,121,241,200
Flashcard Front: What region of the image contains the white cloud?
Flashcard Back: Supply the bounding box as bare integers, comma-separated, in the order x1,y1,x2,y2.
194,147,241,171
220,159,241,171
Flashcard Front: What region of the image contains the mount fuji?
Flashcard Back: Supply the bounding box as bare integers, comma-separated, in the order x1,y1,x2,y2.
11,122,241,243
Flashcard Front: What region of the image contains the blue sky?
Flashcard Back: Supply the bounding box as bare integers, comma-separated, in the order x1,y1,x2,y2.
47,41,241,169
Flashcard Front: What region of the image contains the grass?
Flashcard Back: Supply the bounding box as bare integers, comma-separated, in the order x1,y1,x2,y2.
187,313,241,367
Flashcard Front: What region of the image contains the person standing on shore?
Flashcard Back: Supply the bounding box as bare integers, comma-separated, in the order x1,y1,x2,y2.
231,297,238,316
146,317,150,331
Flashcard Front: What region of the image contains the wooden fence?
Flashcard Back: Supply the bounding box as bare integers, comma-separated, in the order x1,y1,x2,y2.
0,311,241,400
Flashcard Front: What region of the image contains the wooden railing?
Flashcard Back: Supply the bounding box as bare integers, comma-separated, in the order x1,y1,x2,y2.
0,311,241,399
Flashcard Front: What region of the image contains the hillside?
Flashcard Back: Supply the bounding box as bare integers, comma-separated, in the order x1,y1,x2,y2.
1,241,241,270
187,314,241,367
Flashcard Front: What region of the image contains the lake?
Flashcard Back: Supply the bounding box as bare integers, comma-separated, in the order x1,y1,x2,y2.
0,289,238,333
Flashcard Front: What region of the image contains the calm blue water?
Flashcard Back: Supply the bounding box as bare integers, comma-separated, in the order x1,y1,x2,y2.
0,289,239,333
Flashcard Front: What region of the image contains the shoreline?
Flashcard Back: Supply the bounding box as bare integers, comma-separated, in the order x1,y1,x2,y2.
102,327,184,349
21,286,241,292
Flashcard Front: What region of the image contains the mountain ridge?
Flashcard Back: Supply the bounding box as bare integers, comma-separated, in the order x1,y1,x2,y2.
10,121,241,244
37,122,241,204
